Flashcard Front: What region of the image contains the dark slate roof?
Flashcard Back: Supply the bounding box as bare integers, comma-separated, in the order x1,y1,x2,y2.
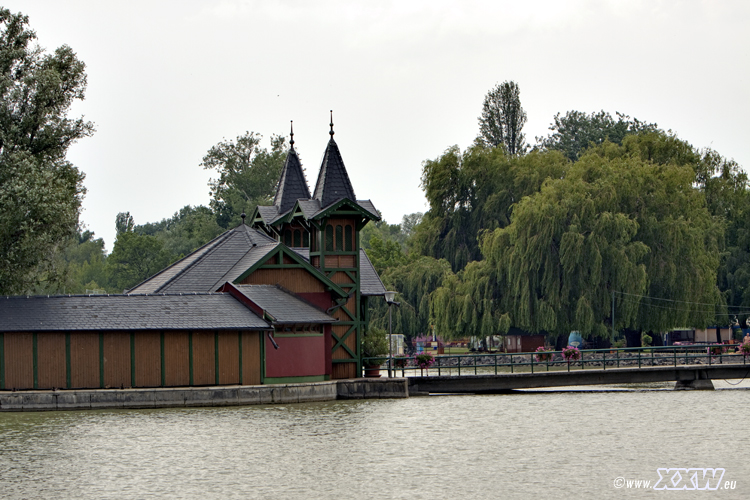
358,249,387,296
256,205,280,224
356,200,379,219
233,285,336,324
312,138,356,208
273,148,311,213
0,293,270,332
289,248,386,296
129,225,278,294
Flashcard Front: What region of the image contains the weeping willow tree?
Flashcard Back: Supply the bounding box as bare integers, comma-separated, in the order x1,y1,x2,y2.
411,144,568,271
430,260,509,341
368,256,453,340
481,133,723,340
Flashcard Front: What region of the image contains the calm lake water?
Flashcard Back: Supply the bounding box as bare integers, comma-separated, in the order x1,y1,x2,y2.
1,382,748,499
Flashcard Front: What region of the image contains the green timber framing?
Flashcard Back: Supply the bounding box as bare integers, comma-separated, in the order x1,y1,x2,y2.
250,198,379,377
308,202,374,378
0,330,267,390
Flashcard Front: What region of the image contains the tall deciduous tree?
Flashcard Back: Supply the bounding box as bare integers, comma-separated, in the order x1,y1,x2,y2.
478,81,527,154
0,8,93,294
202,132,287,228
536,110,658,162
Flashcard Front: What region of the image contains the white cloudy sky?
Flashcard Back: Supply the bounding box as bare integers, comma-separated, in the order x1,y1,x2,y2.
6,0,749,251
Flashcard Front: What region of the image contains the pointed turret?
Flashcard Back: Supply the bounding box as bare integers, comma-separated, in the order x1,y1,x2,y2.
313,111,356,208
273,121,311,213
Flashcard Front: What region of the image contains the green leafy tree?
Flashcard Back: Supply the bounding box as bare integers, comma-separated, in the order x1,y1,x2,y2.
135,205,224,258
0,8,93,294
478,81,527,154
412,144,568,271
484,133,722,340
106,231,172,292
537,110,658,162
202,132,287,228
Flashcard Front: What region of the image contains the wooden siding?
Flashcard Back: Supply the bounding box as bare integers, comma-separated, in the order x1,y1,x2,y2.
241,268,326,294
134,332,161,387
241,331,261,385
4,333,33,390
103,332,131,388
37,332,66,389
163,331,189,387
218,332,240,385
70,333,99,389
332,363,356,379
192,331,215,386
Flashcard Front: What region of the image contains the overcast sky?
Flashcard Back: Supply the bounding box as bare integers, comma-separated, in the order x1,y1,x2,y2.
6,0,749,251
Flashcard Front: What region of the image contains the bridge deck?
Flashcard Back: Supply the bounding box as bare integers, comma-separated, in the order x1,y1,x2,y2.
407,364,750,394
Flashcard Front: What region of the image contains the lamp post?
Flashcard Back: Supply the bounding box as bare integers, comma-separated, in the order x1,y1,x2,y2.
384,291,399,377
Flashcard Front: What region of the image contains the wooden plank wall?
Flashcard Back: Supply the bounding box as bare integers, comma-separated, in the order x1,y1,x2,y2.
37,333,66,389
241,268,326,293
103,332,131,388
1,329,264,390
241,332,261,385
163,331,189,387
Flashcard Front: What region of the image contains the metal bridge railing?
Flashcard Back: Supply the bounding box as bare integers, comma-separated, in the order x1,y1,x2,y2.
363,344,749,378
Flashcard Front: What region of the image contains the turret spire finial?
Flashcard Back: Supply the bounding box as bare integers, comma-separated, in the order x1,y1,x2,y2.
329,110,334,138
289,120,294,148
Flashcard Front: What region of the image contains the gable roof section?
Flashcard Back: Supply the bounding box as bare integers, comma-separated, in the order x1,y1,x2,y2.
232,245,348,299
128,224,277,294
226,284,337,324
313,138,356,208
273,147,311,213
0,293,270,332
308,197,380,222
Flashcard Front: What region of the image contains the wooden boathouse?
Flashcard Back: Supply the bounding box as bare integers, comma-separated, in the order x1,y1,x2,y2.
0,120,386,390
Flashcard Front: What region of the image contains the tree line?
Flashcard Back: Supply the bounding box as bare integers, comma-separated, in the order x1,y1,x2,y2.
367,81,748,348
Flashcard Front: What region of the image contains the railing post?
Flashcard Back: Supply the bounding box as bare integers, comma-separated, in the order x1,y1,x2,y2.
638,350,641,369
603,351,606,370
531,352,534,374
510,354,514,374
494,354,497,375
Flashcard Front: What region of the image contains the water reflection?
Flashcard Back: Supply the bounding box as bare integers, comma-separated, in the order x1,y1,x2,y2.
1,388,748,499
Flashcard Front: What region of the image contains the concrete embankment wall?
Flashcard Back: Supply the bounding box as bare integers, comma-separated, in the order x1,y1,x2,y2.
0,378,409,412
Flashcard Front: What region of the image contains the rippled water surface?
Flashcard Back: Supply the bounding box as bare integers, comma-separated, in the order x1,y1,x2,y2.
1,385,748,499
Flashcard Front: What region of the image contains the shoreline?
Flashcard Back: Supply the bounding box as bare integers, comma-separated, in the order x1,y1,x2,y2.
0,378,409,412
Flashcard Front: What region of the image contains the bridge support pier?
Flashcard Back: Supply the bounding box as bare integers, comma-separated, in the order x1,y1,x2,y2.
674,379,715,390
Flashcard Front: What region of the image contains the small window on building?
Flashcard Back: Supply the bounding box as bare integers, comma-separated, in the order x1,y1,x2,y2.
293,229,301,247
335,225,343,251
303,231,310,248
345,225,353,251
284,229,292,247
325,225,334,251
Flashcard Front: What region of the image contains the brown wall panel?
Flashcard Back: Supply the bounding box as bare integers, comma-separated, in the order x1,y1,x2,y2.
134,332,161,387
4,333,33,390
164,331,189,387
241,268,325,294
339,255,356,268
331,271,354,285
241,332,261,385
217,331,240,385
332,362,356,380
70,333,99,389
37,333,66,389
192,331,215,386
103,332,131,388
